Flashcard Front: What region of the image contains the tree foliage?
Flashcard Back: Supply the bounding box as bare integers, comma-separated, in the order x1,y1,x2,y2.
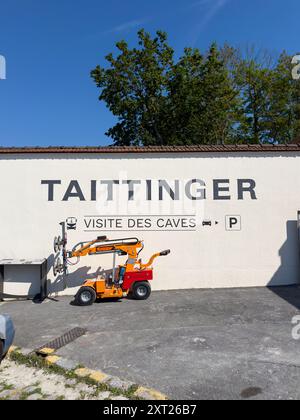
91,30,300,146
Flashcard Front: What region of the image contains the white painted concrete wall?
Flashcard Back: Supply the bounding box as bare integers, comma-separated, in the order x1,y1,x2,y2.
0,151,299,296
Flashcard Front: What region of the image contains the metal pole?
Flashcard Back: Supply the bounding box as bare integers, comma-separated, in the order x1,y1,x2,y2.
298,211,300,252
59,222,68,277
112,252,116,285
0,265,4,301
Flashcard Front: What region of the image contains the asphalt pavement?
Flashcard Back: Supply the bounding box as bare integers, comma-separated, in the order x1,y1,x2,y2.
1,286,300,400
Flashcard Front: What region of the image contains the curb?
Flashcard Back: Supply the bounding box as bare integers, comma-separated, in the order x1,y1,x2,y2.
7,346,168,401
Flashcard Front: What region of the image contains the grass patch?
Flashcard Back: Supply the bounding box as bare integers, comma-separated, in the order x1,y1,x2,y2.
0,382,14,391
9,350,140,399
19,391,30,400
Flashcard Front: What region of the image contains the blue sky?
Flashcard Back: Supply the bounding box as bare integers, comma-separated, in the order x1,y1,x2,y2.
0,0,299,147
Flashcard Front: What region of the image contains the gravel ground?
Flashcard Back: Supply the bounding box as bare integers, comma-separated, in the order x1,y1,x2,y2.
0,359,127,400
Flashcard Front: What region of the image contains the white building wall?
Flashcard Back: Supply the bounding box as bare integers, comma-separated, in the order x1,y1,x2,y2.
0,151,299,296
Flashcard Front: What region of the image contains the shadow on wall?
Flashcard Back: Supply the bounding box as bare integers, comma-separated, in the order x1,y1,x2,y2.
51,266,93,294
268,220,300,310
48,253,114,295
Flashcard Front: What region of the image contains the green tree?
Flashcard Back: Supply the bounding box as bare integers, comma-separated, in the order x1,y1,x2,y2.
233,53,272,144
197,43,240,144
91,30,174,146
91,30,300,146
267,52,300,143
166,47,205,145
91,32,239,145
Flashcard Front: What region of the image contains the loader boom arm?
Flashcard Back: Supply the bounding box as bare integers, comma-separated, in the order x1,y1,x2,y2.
66,234,170,272
138,250,171,270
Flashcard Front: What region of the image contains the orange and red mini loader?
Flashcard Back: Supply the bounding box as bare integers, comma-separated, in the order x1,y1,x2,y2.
53,222,170,306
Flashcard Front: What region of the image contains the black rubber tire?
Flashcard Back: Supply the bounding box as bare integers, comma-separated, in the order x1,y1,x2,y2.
132,281,151,300
75,286,97,306
0,340,4,361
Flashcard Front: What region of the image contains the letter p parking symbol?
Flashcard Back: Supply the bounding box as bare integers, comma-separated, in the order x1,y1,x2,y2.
226,215,241,231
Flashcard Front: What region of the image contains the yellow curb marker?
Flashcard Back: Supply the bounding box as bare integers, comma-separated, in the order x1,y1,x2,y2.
7,346,168,401
89,370,109,383
37,347,55,355
45,355,61,365
7,345,18,355
134,386,168,400
74,367,93,378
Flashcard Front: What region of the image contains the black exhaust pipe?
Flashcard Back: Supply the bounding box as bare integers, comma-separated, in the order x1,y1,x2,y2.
160,250,171,256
